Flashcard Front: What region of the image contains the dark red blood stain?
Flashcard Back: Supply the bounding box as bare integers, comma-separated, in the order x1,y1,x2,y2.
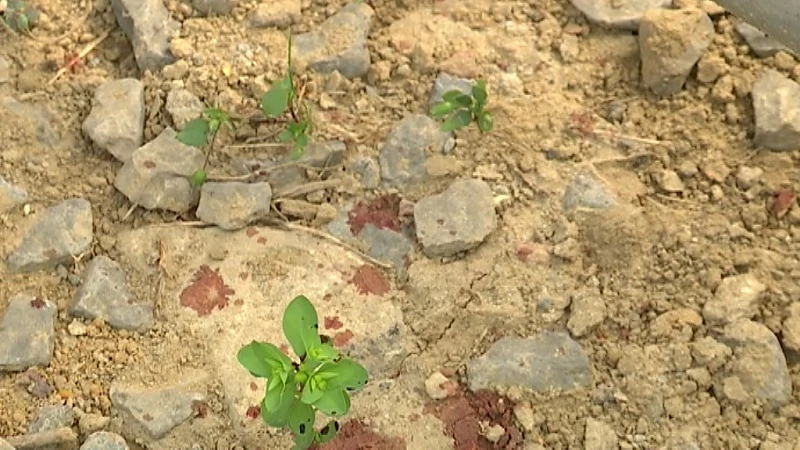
192,400,209,418
30,298,46,309
324,316,343,330
179,265,235,316
143,413,154,422
246,227,258,237
771,189,796,218
350,265,389,296
312,419,405,450
246,405,260,419
249,382,258,391
346,194,402,235
332,330,354,347
425,387,524,450
143,160,157,169
257,237,267,245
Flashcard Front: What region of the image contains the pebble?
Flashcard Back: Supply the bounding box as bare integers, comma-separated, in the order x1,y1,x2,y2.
81,78,145,163
80,431,129,450
567,291,607,337
702,274,766,326
569,0,671,30
110,380,206,440
657,170,685,193
5,428,79,449
196,182,273,231
414,178,497,258
691,336,732,372
466,332,591,392
379,114,449,190
735,166,763,190
29,405,75,433
110,0,179,72
585,417,619,450
562,170,617,211
0,174,28,214
639,8,715,96
248,0,301,28
165,88,205,130
752,70,800,151
424,371,451,400
735,21,790,58
0,295,57,371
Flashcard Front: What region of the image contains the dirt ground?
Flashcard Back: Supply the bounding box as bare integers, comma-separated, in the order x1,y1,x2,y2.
1,0,800,448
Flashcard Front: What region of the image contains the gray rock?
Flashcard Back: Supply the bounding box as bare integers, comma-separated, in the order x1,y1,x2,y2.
379,114,449,189
110,381,205,440
7,198,94,273
567,291,607,337
5,428,78,449
81,431,129,450
349,157,380,189
114,128,204,213
718,319,792,408
192,0,238,15
294,140,347,169
359,224,413,273
429,73,473,106
248,0,301,28
467,332,592,392
293,2,373,78
562,171,617,211
702,274,766,326
196,182,273,230
0,294,57,372
585,417,618,450
82,79,145,162
639,8,715,96
110,0,179,72
165,89,204,130
569,0,671,30
70,256,154,331
0,95,60,147
340,319,408,379
0,175,28,213
752,70,800,151
414,179,496,258
29,405,75,433
735,21,790,58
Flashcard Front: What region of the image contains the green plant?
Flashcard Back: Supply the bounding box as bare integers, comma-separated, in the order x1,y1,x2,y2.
176,107,237,187
1,0,37,33
238,295,369,450
430,79,494,133
261,31,313,160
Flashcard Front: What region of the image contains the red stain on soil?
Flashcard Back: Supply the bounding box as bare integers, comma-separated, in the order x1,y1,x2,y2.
246,405,260,419
257,237,268,245
279,344,291,355
332,330,354,347
30,298,46,309
249,382,258,391
192,400,209,418
246,227,258,237
770,189,796,218
425,388,524,450
313,419,405,450
142,413,154,422
346,194,402,235
324,316,343,330
143,160,157,169
350,265,389,296
179,265,235,316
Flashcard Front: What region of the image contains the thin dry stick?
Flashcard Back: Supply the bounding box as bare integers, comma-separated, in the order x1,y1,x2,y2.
592,128,668,146
48,27,112,84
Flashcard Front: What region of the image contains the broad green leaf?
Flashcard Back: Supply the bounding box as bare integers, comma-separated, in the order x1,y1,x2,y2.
315,420,339,444
237,341,293,378
300,375,325,404
477,111,494,133
430,101,455,118
289,144,305,161
308,343,340,363
176,118,211,147
260,378,296,427
313,388,350,417
294,132,309,149
278,129,294,143
319,358,369,393
451,94,473,108
261,75,293,117
472,79,488,104
441,110,472,132
287,401,315,446
283,296,321,359
190,169,207,187
442,90,464,103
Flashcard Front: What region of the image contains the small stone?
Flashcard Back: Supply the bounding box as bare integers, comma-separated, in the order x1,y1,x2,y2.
67,319,89,336
161,60,190,80
696,54,728,83
165,89,204,130
569,0,671,30
248,0,301,28
562,171,617,211
702,274,766,325
78,413,112,435
7,198,93,273
81,431,129,450
735,166,764,190
82,79,145,162
349,157,380,189
424,372,451,400
110,0,179,72
70,256,154,331
0,175,28,213
752,70,800,151
585,417,618,450
379,114,449,190
0,295,57,371
5,428,78,449
110,380,206,440
467,332,591,392
650,308,703,341
192,0,238,15
656,170,685,193
780,303,800,353
29,405,75,433
639,8,715,96
735,21,790,58
691,336,732,372
279,199,318,221
414,179,497,258
483,424,506,443
429,73,473,106
295,140,347,169
513,404,535,431
196,182,273,231
567,291,607,337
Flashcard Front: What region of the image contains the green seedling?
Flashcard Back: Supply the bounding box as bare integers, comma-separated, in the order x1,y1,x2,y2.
176,107,236,187
261,31,313,160
1,0,38,34
238,295,368,450
430,79,494,133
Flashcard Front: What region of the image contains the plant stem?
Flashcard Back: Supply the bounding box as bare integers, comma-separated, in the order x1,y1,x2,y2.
202,129,219,171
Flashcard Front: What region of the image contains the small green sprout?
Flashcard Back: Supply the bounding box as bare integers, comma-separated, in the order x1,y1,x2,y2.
261,31,313,160
238,295,368,450
430,79,494,133
176,107,236,187
1,0,38,34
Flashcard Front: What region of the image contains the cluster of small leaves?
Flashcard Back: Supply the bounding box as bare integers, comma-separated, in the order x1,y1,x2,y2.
176,108,236,187
1,0,37,33
430,79,494,133
261,32,312,160
238,296,369,450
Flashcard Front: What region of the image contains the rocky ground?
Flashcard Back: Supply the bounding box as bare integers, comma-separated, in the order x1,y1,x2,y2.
2,0,800,449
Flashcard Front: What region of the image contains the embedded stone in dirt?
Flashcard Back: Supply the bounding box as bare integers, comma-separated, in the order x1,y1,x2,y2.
567,290,607,338
467,333,591,392
0,174,28,214
414,178,497,258
196,181,273,231
293,140,347,169
348,157,381,189
735,21,790,58
429,73,474,106
192,0,239,15
293,2,374,79
315,419,405,450
357,224,413,272
113,128,204,213
249,0,302,28
569,0,671,30
584,417,618,450
81,78,145,163
4,427,79,449
110,376,207,441
81,431,129,450
70,256,154,331
638,7,715,96
28,404,74,433
702,273,765,326
7,198,93,273
717,319,792,408
110,0,179,72
752,70,800,151
0,294,57,372
562,170,617,211
165,88,204,130
379,114,449,190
